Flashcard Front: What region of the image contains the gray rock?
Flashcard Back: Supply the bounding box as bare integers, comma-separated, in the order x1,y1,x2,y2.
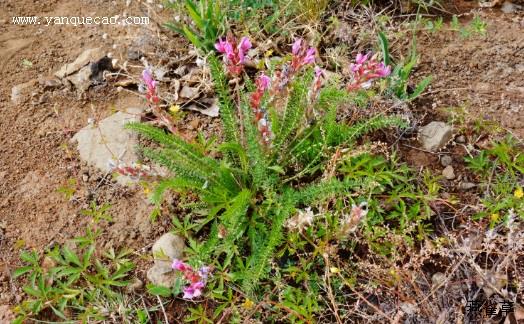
432,272,446,287
458,182,476,190
440,155,453,167
127,49,143,61
71,107,143,185
501,1,522,13
152,232,185,261
146,261,177,288
67,65,92,92
455,135,466,143
55,48,105,79
125,278,144,293
11,79,37,105
419,122,453,152
179,85,199,99
442,165,455,180
39,77,62,90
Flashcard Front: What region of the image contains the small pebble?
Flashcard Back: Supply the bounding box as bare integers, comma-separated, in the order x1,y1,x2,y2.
440,155,453,167
456,135,466,143
442,165,455,180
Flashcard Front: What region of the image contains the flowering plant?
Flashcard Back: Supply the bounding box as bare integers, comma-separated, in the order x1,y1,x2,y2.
347,53,391,91
215,35,252,75
172,259,211,299
141,69,178,135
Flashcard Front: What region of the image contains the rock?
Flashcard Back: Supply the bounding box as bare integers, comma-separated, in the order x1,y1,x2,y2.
152,232,185,261
38,77,62,90
125,278,144,293
11,79,37,105
419,122,453,152
179,85,199,99
501,1,521,13
127,49,143,61
147,262,177,288
400,302,418,315
442,165,455,180
55,48,105,79
455,135,466,143
431,272,446,287
55,48,112,91
71,107,143,185
458,182,476,190
67,65,92,92
440,155,453,167
186,102,219,117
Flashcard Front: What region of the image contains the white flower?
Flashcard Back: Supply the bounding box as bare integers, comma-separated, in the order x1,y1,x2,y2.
286,207,315,231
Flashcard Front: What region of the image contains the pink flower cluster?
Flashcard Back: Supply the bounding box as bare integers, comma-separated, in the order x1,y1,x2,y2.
249,73,273,144
310,66,325,102
215,36,252,76
290,39,316,72
108,159,156,180
172,259,211,299
142,69,159,104
272,38,317,94
347,53,391,91
141,69,178,135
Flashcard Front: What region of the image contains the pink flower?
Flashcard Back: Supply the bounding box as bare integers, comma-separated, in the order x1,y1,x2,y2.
376,63,391,77
303,48,316,65
239,36,252,52
347,52,391,91
290,38,316,71
142,69,156,92
256,73,271,91
215,35,252,75
309,66,325,103
198,266,211,280
355,53,369,65
292,39,302,55
172,259,191,272
183,281,205,299
314,66,324,78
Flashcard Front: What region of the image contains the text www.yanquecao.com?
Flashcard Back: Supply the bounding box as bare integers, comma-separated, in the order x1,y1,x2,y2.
11,16,149,26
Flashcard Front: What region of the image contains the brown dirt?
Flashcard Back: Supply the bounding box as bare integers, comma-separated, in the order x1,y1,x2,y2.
416,9,524,140
0,0,171,308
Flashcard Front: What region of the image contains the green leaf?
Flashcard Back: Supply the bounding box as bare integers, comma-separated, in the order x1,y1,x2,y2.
62,247,82,267
13,266,33,278
147,284,172,297
185,0,205,30
378,31,391,66
408,76,432,100
183,25,204,50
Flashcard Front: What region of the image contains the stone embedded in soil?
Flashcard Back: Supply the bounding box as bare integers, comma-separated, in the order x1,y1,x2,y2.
455,135,466,143
419,121,453,152
67,65,92,92
502,1,522,13
458,182,476,191
440,155,453,167
38,77,62,90
55,48,105,79
54,48,112,91
442,165,455,180
11,79,37,105
125,278,144,293
71,107,143,185
179,85,199,99
152,232,185,261
146,261,178,288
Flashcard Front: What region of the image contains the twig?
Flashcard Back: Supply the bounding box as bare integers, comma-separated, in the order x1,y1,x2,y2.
157,295,169,324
